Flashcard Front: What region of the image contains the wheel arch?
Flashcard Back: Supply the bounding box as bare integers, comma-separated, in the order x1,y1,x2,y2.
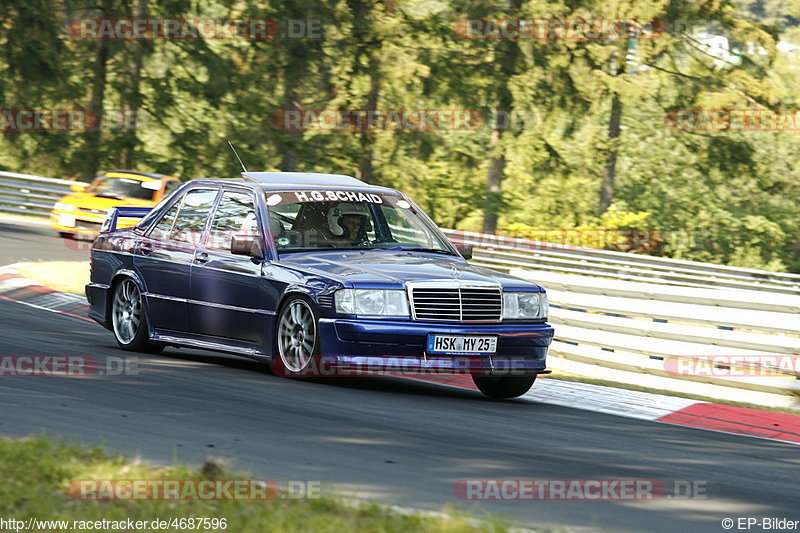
272,289,322,364
107,270,150,333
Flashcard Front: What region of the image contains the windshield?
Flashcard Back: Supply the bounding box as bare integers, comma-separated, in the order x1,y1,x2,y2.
88,177,157,201
264,190,454,254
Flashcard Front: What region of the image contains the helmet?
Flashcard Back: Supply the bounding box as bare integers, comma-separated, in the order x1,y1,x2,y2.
327,202,370,236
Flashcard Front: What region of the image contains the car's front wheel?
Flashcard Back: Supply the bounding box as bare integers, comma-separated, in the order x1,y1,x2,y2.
271,295,320,377
472,375,536,399
111,278,163,353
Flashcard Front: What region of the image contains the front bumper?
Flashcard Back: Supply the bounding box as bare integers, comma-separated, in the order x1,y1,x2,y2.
50,211,104,236
317,318,553,376
50,211,140,236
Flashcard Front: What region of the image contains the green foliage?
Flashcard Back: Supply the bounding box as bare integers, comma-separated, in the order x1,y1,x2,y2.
0,0,798,271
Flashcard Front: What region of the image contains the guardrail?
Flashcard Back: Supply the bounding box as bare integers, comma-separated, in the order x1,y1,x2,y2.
509,268,800,408
0,171,75,218
444,229,800,294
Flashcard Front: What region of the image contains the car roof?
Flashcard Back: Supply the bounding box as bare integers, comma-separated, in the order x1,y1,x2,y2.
193,171,398,194
243,171,365,186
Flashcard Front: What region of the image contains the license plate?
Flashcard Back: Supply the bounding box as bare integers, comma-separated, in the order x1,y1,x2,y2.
58,214,76,227
426,334,497,355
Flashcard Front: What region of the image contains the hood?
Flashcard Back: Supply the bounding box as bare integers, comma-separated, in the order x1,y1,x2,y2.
58,192,154,210
280,250,543,291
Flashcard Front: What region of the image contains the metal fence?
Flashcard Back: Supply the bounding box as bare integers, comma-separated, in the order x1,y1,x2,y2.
0,171,75,218
444,229,800,294
509,268,800,408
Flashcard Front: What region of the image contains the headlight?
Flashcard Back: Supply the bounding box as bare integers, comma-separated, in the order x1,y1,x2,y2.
503,292,548,319
335,289,409,316
53,202,77,212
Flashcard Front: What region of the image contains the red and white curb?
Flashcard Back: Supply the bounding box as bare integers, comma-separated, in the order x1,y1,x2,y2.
2,264,799,446
0,267,91,322
405,373,800,446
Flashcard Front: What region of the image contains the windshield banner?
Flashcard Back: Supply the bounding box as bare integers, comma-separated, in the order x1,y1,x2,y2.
265,191,403,207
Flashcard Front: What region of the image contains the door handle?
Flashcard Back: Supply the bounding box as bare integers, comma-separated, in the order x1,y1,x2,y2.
138,243,153,255
195,252,210,264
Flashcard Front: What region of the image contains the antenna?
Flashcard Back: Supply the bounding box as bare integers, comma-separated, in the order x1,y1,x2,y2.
227,140,247,172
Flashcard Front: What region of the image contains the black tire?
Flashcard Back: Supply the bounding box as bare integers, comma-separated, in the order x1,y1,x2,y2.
473,375,536,399
111,277,164,354
59,232,75,239
270,294,320,378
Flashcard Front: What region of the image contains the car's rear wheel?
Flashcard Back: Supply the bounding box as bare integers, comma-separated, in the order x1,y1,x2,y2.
111,278,163,353
271,295,319,377
472,375,536,399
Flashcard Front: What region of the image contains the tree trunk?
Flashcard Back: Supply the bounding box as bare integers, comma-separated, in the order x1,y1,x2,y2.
81,40,109,179
598,38,630,215
278,56,304,172
358,58,380,184
482,93,511,234
481,28,518,234
482,128,505,233
599,91,622,215
77,0,113,180
119,0,147,168
346,0,382,184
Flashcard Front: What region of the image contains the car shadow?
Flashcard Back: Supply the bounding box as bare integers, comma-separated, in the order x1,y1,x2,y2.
149,345,495,401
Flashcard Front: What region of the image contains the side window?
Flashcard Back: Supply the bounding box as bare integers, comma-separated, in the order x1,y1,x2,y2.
171,188,219,245
149,199,182,240
206,191,259,252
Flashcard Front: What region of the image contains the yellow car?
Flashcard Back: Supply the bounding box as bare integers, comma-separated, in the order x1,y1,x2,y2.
51,170,181,238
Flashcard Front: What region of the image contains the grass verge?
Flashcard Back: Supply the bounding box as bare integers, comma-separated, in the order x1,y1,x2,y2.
0,436,508,533
15,261,89,296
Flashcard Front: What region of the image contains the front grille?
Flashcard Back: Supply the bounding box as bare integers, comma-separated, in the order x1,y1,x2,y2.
79,208,107,215
410,284,501,322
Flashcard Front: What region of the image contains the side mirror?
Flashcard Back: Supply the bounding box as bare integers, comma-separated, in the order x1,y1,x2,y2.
231,234,264,259
70,183,88,193
455,243,473,260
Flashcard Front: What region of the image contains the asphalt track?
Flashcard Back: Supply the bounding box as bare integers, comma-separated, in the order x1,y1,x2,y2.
1,217,798,532
0,218,89,262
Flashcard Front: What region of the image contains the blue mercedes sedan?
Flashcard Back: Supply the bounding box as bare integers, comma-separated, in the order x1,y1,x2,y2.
86,172,554,398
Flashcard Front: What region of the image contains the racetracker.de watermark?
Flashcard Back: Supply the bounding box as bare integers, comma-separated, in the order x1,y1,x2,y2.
664,355,800,378
0,356,138,376
68,227,662,253
272,109,484,131
66,18,321,40
276,355,544,377
68,479,321,500
449,228,663,253
272,108,549,131
1,109,146,131
454,18,661,40
665,109,800,131
453,479,708,501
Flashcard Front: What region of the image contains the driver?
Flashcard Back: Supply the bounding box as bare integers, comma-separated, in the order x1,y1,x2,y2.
326,203,371,246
